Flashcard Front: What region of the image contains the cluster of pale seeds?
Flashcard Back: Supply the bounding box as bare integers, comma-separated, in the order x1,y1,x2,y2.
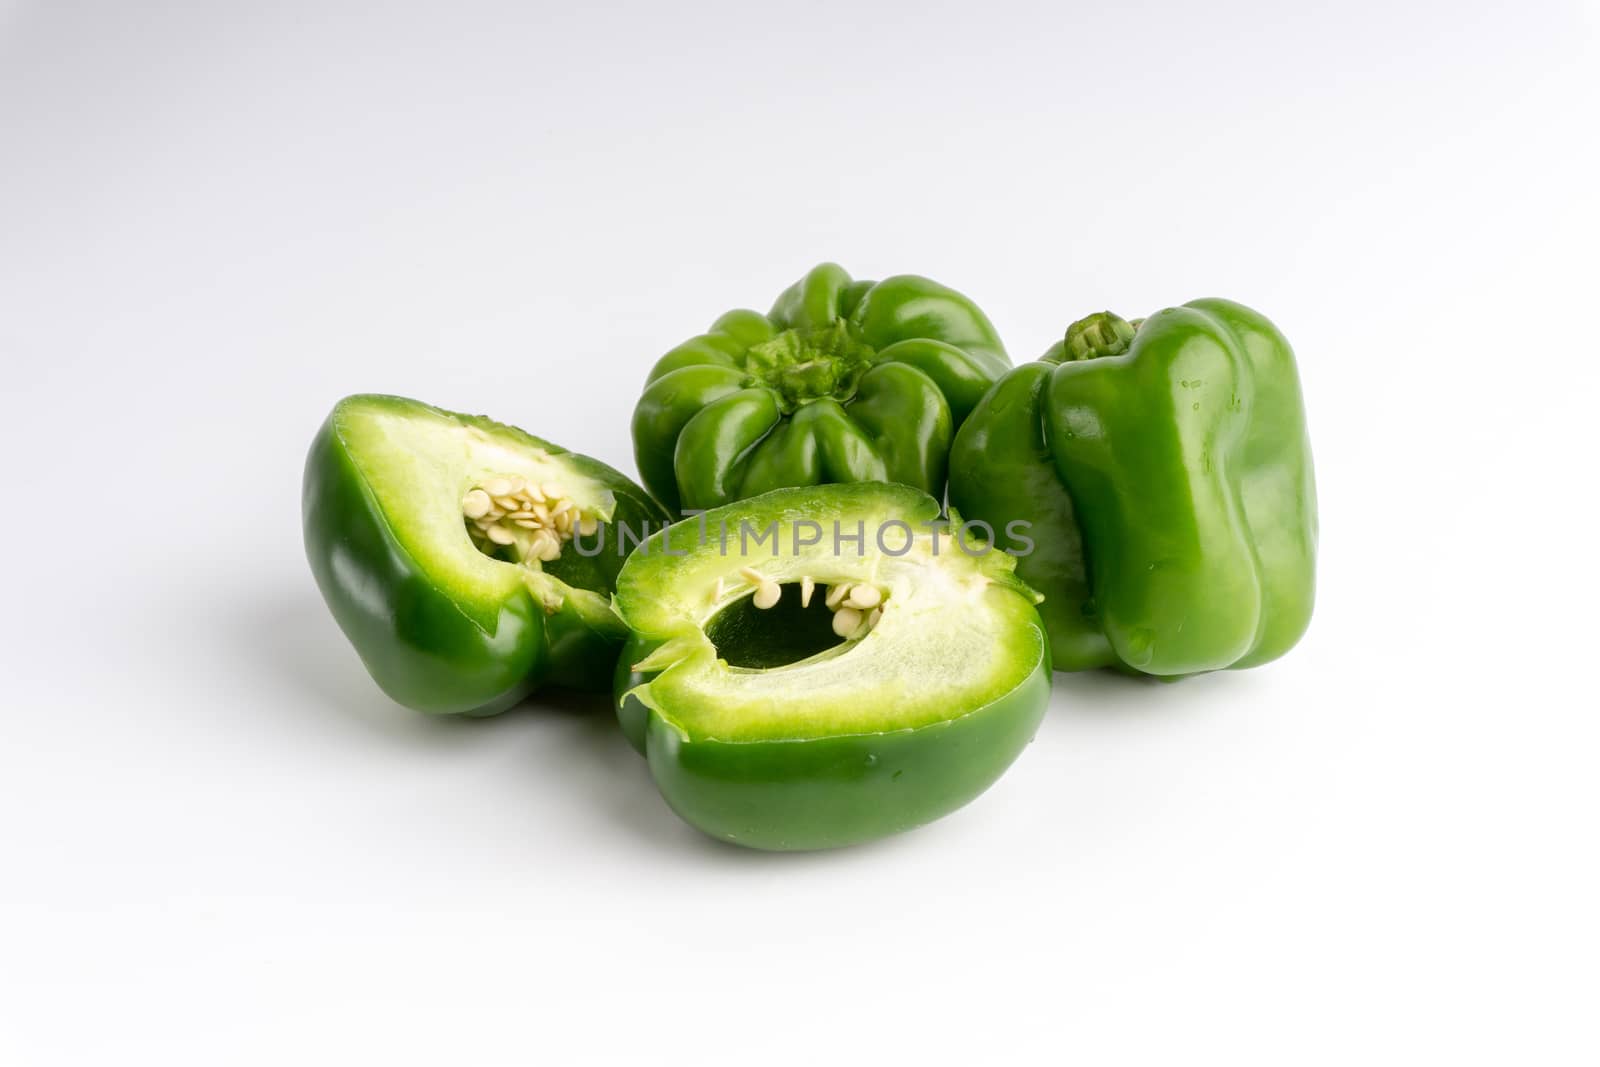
723,567,887,640
462,475,599,564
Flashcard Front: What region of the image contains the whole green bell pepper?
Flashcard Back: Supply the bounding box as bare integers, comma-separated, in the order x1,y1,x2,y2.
948,300,1317,677
631,263,1011,514
612,483,1051,850
303,394,666,715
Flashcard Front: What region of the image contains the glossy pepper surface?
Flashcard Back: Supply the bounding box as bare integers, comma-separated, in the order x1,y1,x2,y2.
304,394,666,715
948,300,1317,677
612,483,1051,851
631,263,1010,514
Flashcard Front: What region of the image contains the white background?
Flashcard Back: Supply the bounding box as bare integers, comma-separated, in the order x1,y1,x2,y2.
2,1,1597,1063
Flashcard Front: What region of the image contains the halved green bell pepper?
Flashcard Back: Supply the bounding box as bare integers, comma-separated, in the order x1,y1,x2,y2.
948,300,1317,677
631,263,1010,514
613,483,1051,850
303,394,666,715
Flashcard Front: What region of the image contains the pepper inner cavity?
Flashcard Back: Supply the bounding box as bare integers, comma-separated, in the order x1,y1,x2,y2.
462,474,598,565
705,580,847,669
732,567,887,641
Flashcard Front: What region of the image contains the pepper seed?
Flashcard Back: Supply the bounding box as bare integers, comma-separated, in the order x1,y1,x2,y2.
832,607,862,638
845,585,882,610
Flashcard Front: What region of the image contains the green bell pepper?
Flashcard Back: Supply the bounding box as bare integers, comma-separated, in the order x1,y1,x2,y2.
303,394,666,715
612,483,1051,850
631,263,1011,514
948,300,1317,677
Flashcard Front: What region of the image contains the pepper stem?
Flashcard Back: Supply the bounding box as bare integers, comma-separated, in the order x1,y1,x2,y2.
742,321,873,412
1057,311,1137,362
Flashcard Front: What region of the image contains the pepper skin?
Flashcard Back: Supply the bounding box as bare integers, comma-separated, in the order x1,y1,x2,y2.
611,483,1051,850
948,300,1317,677
304,394,665,715
631,263,1011,514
